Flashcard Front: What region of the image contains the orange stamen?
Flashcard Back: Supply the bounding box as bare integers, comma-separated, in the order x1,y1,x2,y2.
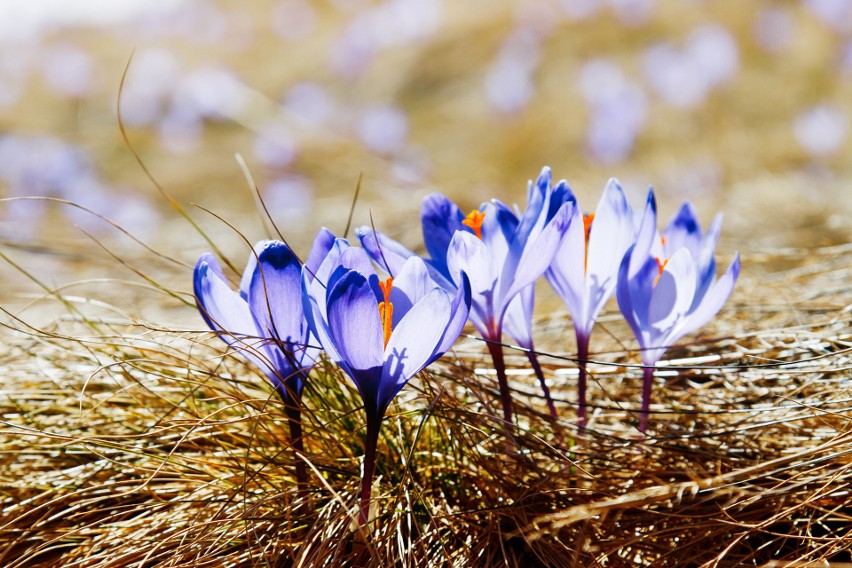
462,209,486,239
583,213,595,243
378,277,394,347
653,257,669,286
583,213,595,274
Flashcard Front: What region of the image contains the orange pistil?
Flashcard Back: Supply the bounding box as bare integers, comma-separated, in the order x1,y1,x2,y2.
462,209,486,239
378,277,394,347
583,213,595,274
653,257,669,286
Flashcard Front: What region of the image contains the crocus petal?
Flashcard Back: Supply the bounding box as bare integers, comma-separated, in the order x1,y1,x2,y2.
648,248,697,336
305,237,351,306
447,230,498,337
616,247,659,349
629,189,659,277
679,253,740,338
432,271,472,357
501,198,574,304
546,204,587,326
693,213,723,305
502,285,534,348
355,225,415,276
585,178,636,323
239,240,274,299
481,200,517,271
512,166,550,249
326,270,384,373
325,247,378,303
194,255,269,372
422,193,466,277
195,255,258,340
249,242,304,343
301,274,345,367
381,288,453,403
663,202,703,259
388,255,434,324
304,227,337,278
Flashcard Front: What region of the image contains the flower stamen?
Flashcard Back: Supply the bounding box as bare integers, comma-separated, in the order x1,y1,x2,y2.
583,213,594,274
653,257,669,287
462,209,486,239
378,277,394,347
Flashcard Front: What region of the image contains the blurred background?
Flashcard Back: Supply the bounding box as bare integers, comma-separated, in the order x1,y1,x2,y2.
0,0,849,305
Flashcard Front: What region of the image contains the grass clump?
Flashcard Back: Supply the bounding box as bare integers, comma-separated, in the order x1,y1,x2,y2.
1,243,850,566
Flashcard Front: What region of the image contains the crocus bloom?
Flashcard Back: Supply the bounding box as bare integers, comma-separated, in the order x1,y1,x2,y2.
546,178,636,425
302,239,471,525
193,229,334,487
358,167,575,424
616,191,740,432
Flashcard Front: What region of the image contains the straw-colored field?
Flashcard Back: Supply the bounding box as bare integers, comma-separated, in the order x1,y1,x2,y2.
1,1,851,566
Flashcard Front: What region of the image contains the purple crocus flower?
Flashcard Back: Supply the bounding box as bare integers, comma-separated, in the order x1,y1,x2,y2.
302,238,471,525
616,191,740,432
193,229,334,488
546,178,636,426
358,167,575,425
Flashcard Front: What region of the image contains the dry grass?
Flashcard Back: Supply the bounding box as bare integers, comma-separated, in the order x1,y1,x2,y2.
0,240,849,567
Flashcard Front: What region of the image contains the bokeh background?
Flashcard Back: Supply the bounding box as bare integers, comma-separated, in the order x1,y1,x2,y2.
0,0,849,307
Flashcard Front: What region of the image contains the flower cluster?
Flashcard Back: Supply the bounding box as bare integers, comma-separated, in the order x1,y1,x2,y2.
193,165,739,523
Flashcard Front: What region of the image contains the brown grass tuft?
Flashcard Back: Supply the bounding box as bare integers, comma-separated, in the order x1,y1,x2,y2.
1,244,850,566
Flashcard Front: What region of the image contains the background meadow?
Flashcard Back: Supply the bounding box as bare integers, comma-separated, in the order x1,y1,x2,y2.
1,1,851,566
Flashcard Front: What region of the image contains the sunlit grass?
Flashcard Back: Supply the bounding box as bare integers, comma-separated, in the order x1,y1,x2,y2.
1,237,850,566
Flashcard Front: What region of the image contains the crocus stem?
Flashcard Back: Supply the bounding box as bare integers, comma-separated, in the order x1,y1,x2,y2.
639,365,654,433
576,336,589,428
358,415,382,527
526,349,558,422
486,339,513,425
284,401,308,496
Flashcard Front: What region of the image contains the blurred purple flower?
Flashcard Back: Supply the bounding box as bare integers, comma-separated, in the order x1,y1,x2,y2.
643,25,738,109
264,175,314,218
283,82,334,127
793,105,848,157
330,0,440,77
484,29,541,114
753,8,795,54
609,0,655,26
253,122,299,167
580,60,648,163
357,105,409,155
171,65,247,122
118,48,181,127
40,43,95,98
546,178,635,424
616,191,740,432
804,0,852,34
271,0,317,41
302,236,470,524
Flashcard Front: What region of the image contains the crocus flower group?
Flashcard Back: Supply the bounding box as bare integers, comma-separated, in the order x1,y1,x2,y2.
358,167,575,424
192,165,740,525
195,229,471,524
